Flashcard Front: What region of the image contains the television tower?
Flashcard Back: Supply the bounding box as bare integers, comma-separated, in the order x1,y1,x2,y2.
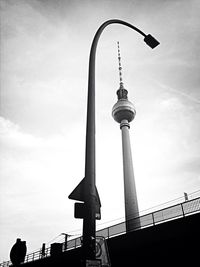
112,42,140,232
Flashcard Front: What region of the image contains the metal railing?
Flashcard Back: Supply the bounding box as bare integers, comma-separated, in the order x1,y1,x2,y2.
1,196,200,267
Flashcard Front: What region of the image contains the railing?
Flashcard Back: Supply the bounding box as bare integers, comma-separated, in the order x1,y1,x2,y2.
1,196,200,267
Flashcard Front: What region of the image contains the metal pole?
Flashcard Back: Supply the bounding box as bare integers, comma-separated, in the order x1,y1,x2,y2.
81,19,159,262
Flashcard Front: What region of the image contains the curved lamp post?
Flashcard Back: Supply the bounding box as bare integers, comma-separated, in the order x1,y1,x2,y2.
69,19,160,263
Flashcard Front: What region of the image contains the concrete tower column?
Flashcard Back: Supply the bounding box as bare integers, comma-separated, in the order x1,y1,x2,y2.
120,119,140,231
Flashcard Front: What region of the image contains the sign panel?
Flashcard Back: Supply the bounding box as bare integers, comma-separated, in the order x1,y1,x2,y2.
96,237,111,267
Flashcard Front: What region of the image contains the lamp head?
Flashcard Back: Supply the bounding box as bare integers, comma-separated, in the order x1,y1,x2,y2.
144,34,160,49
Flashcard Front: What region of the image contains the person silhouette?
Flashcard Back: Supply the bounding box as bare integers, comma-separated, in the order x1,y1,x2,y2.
10,238,27,266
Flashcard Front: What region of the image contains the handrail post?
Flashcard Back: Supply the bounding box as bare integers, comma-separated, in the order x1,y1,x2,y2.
181,203,185,217
152,212,155,225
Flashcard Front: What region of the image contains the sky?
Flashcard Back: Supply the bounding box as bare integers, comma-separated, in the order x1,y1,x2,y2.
0,0,200,262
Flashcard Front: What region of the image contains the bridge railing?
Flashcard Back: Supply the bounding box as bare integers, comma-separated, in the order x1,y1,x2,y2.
96,196,200,239
1,196,199,267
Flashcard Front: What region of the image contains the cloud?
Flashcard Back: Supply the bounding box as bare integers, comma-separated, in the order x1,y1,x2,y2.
1,0,90,136
155,81,200,105
0,116,84,258
0,116,42,148
0,115,83,202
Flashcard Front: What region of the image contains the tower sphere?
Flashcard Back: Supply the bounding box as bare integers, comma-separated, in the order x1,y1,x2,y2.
112,98,136,123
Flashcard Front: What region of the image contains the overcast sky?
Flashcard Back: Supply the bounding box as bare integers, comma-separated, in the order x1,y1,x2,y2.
0,0,200,262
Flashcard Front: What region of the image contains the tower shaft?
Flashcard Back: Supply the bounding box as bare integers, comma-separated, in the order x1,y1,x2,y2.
120,120,140,231
112,42,140,232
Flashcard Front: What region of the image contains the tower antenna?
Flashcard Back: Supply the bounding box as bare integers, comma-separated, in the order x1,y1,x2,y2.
117,41,124,88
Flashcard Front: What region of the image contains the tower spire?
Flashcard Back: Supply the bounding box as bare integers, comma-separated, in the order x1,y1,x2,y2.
117,41,124,88
117,42,128,100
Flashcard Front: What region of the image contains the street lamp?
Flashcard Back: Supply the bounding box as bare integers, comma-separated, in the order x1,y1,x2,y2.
69,19,160,264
